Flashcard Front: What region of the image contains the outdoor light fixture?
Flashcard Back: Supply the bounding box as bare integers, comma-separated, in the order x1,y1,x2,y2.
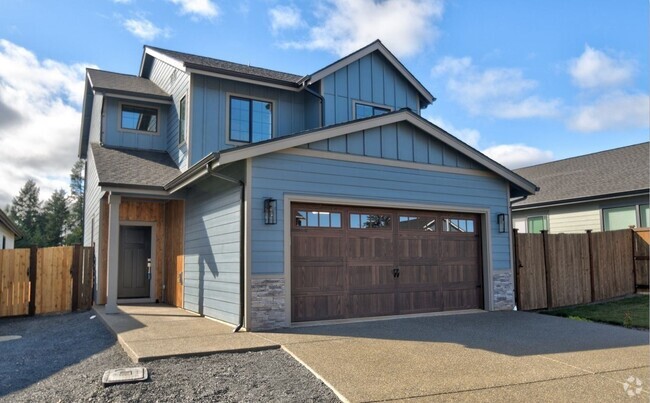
497,213,508,233
264,198,277,225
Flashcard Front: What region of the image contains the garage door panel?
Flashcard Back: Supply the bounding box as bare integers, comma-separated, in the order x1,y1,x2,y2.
292,234,345,259
292,295,345,322
349,293,396,317
291,203,484,322
292,264,345,293
397,290,443,314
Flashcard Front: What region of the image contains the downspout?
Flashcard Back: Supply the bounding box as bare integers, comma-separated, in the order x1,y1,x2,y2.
206,165,246,333
303,83,324,127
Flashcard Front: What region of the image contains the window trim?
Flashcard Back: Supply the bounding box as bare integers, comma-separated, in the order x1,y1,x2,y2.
225,93,276,145
601,204,643,231
352,99,393,120
526,215,548,234
118,102,160,135
178,95,187,146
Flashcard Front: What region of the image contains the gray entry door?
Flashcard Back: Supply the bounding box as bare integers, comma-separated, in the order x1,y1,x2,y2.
118,226,152,299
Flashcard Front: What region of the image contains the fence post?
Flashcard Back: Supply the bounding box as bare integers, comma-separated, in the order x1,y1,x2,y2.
512,228,521,309
586,230,595,302
541,230,553,309
28,246,37,316
71,244,81,311
631,229,638,293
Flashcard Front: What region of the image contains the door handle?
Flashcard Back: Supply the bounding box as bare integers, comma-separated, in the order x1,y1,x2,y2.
393,268,400,278
178,272,183,285
147,258,152,280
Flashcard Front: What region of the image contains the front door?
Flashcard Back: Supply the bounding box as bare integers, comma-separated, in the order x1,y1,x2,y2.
118,226,152,299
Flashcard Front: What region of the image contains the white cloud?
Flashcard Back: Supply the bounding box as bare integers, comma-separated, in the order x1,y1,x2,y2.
269,5,303,32
569,45,635,89
425,115,481,148
281,0,443,58
482,144,554,169
0,40,96,208
568,92,649,133
112,0,132,4
169,0,219,20
433,56,561,119
123,17,169,41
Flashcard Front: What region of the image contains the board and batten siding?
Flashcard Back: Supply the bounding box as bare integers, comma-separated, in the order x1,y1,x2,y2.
250,152,511,275
101,98,168,152
147,58,190,170
88,93,104,144
305,121,486,170
321,52,420,126
190,75,315,165
183,175,241,325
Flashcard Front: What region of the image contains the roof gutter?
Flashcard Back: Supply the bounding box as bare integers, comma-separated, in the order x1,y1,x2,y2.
206,165,246,333
165,152,220,193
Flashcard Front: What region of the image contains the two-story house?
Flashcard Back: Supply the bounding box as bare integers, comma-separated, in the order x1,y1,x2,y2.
78,40,537,330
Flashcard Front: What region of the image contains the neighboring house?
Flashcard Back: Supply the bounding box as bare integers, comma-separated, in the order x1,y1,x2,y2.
78,40,536,330
0,209,22,249
512,142,649,234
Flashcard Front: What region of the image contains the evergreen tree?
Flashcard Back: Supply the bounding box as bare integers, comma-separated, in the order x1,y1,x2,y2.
42,189,69,246
65,159,85,244
9,179,43,247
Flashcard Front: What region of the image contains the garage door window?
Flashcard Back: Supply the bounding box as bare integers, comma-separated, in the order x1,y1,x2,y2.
443,218,474,232
399,216,436,231
295,210,341,228
350,213,391,229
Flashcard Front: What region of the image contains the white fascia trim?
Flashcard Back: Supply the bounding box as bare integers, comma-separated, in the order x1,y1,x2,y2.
512,192,650,211
186,68,302,92
141,47,187,74
100,186,170,198
308,41,434,104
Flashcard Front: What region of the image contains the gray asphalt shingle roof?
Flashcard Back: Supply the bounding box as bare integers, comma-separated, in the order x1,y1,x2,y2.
147,46,305,85
91,144,180,189
87,69,170,100
513,142,649,208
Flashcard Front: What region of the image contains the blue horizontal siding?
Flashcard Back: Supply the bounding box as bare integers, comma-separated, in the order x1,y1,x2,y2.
183,176,241,324
251,152,511,275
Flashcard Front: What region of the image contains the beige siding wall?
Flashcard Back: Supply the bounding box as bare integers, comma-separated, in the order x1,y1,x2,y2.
0,224,15,249
548,206,601,233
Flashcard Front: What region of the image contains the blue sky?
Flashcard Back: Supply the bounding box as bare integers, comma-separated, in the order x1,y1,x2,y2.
0,0,647,207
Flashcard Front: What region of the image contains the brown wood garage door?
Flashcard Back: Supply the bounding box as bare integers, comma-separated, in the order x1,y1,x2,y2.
291,203,483,322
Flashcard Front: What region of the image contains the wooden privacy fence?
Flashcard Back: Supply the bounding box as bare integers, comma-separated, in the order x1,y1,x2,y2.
514,228,648,311
0,245,94,318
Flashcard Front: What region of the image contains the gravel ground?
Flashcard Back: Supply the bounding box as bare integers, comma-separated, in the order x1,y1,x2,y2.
0,312,338,402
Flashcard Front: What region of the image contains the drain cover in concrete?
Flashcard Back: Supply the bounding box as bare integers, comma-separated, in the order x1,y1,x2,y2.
102,367,148,386
0,335,22,342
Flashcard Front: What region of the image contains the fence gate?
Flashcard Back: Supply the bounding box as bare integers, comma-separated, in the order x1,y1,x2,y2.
0,249,31,317
0,245,94,318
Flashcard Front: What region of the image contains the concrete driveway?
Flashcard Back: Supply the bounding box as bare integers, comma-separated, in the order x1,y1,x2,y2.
261,311,649,402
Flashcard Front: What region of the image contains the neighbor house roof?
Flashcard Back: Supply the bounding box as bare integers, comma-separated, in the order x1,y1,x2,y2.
91,144,181,190
86,69,171,101
143,46,306,88
166,109,537,197
513,142,649,209
0,208,22,238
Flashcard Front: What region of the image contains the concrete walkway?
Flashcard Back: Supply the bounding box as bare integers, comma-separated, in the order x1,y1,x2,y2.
94,304,278,362
261,311,649,402
96,305,649,402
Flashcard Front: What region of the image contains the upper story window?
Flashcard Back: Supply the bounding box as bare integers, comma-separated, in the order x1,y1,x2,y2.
121,104,158,133
355,102,390,119
179,96,186,144
230,96,272,143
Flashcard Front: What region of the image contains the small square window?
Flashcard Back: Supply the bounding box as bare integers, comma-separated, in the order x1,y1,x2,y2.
121,104,158,132
230,96,272,143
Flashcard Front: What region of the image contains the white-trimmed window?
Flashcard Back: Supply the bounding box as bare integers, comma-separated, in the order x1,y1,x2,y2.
178,96,187,145
229,96,273,143
527,216,547,233
603,204,649,230
120,104,158,133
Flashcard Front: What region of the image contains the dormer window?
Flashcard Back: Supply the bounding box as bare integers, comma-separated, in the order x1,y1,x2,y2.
121,104,158,133
354,102,390,119
229,96,273,143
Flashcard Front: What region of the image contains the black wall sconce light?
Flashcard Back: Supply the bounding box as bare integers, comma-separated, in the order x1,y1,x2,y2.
497,213,508,233
264,198,277,225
